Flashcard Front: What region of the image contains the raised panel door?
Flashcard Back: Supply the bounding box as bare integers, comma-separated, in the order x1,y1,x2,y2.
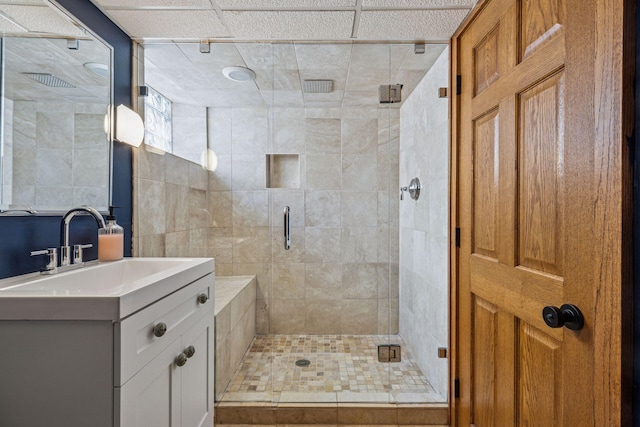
453,0,632,425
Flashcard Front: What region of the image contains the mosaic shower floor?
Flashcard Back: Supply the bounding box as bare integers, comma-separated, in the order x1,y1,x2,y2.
220,334,445,404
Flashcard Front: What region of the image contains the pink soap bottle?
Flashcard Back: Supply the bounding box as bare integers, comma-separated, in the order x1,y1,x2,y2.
98,206,124,261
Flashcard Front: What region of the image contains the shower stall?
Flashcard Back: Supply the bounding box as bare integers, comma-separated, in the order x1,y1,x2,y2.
134,41,449,406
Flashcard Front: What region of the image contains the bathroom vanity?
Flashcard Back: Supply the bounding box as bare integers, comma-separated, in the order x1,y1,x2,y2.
0,258,214,427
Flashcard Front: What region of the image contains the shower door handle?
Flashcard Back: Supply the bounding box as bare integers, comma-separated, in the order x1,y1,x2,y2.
284,206,291,250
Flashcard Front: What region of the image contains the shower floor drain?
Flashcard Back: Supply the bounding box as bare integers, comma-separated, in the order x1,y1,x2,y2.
295,359,311,367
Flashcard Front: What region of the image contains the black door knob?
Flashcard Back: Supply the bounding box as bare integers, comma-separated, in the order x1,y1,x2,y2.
542,304,584,330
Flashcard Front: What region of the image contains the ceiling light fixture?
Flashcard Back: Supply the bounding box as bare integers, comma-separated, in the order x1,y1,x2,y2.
222,66,256,82
84,62,109,78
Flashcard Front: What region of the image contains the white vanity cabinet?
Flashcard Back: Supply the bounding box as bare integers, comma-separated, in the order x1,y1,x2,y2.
117,275,214,427
0,260,215,427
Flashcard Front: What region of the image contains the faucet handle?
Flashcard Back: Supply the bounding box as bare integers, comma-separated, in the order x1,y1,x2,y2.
60,246,71,266
73,244,93,264
30,248,58,273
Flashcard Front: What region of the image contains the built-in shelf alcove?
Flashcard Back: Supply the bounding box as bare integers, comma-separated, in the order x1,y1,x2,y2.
265,154,300,189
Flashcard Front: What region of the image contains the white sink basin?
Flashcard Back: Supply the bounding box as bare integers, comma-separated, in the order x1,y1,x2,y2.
0,257,214,320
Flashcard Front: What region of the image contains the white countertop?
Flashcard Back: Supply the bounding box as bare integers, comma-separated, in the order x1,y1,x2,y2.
0,257,215,321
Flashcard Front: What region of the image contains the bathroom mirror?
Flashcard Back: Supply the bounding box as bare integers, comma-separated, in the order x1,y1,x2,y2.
0,0,113,213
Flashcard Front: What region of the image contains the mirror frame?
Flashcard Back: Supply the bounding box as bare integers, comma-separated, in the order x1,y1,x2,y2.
0,0,114,215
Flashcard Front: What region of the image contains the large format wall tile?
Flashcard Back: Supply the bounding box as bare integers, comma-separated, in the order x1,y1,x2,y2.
305,118,341,154
399,47,449,400
305,154,341,190
341,154,377,191
305,190,341,227
136,101,402,335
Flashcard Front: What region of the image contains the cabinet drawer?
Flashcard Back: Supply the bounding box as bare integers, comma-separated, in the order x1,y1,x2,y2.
116,274,214,386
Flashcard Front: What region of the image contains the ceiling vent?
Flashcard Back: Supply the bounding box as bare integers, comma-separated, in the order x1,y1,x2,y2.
22,73,74,88
302,79,333,94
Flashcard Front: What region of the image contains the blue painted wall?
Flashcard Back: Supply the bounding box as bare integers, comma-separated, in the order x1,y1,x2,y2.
0,0,132,279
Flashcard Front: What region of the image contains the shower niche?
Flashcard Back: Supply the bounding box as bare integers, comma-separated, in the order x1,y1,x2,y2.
265,154,300,189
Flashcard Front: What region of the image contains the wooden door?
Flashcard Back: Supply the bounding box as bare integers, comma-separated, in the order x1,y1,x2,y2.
451,0,633,425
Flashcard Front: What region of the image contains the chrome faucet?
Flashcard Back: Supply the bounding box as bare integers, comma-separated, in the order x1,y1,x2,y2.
60,206,106,266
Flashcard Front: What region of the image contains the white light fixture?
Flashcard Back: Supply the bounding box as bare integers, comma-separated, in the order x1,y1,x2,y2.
222,66,256,82
84,62,109,78
115,104,144,147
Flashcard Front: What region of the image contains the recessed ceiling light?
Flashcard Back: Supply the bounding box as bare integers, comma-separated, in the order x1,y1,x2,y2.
84,62,109,78
222,66,256,82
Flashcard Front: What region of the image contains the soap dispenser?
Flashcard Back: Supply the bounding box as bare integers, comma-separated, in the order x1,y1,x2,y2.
98,206,124,261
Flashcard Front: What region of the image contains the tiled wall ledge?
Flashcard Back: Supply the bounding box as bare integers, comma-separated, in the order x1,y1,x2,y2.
215,275,257,400
214,402,448,426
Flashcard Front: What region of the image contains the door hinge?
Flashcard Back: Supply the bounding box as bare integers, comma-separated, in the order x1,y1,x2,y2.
455,227,461,247
454,378,460,398
456,75,462,95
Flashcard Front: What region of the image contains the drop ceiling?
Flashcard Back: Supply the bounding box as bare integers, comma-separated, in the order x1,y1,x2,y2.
88,0,476,42
0,0,474,109
97,0,473,109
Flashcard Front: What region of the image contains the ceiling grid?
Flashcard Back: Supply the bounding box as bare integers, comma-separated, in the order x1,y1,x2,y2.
78,0,476,41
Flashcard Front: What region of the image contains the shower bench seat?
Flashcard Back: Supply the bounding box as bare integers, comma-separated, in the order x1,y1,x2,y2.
214,275,257,401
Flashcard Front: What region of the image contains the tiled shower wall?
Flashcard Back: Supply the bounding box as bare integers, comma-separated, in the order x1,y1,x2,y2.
208,106,400,335
399,47,449,400
7,100,109,210
134,105,400,335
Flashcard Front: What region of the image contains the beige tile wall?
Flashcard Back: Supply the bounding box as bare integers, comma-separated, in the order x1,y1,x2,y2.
8,100,109,210
134,104,400,336
214,275,256,400
399,47,449,400
208,106,400,335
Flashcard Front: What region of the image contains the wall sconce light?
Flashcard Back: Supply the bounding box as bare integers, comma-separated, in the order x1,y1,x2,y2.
115,104,144,147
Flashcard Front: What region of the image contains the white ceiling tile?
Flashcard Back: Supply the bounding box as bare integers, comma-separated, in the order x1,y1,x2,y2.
261,90,304,107
144,43,190,66
215,89,266,107
254,68,302,91
294,44,352,70
235,43,274,68
4,36,109,104
0,5,85,35
357,9,470,40
222,11,354,39
217,0,357,8
363,0,475,7
272,44,298,69
105,9,230,38
349,44,394,70
178,43,248,69
93,0,213,7
0,15,27,32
